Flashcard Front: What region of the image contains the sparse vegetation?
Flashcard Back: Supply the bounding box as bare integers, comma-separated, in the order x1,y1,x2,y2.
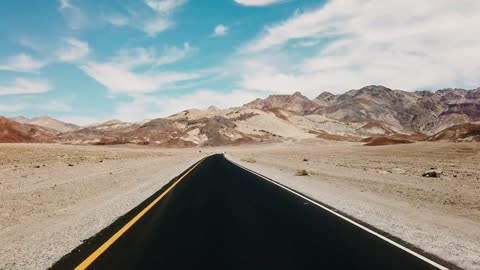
241,157,256,163
295,169,309,176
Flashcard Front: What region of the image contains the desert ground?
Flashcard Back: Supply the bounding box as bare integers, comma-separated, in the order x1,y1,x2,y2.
0,142,479,269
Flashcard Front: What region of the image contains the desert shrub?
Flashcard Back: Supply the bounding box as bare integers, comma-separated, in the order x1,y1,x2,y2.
241,157,256,163
295,169,309,176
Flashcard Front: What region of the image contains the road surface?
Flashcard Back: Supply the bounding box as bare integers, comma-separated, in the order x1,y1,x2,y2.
52,154,449,270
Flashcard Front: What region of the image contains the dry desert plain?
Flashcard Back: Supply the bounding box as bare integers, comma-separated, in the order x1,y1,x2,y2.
0,142,479,269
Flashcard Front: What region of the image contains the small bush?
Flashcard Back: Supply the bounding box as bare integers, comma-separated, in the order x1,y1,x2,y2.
241,157,256,163
295,169,309,176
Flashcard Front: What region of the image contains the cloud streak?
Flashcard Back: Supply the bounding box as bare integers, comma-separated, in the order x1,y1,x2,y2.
234,0,285,6
0,78,50,96
80,43,200,94
0,54,46,73
236,0,480,94
143,0,186,36
57,38,90,62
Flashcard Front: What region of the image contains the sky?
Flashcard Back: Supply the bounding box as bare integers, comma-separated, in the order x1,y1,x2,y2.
0,0,479,125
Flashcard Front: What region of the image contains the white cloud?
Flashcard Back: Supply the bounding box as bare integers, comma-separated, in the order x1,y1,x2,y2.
144,17,171,36
156,42,194,65
58,0,72,10
57,38,90,62
40,100,72,112
112,43,194,69
213,24,228,37
105,14,130,27
58,0,87,30
234,0,284,6
145,0,186,14
0,78,50,96
236,0,480,94
0,54,46,73
0,103,27,113
143,0,186,36
81,62,199,94
114,89,262,121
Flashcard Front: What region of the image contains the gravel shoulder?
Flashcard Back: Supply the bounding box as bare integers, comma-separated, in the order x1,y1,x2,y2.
226,141,480,270
0,144,204,270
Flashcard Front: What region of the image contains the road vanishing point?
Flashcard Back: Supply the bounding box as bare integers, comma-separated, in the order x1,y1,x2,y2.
52,154,450,270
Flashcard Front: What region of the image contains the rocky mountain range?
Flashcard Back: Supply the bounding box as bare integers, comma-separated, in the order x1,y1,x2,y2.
11,116,80,133
2,85,480,146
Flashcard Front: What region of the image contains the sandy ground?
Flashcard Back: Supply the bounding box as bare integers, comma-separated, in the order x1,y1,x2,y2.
227,141,480,270
0,142,479,269
0,144,204,270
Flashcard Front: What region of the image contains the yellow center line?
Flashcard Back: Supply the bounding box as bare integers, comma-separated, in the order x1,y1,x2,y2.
75,157,206,270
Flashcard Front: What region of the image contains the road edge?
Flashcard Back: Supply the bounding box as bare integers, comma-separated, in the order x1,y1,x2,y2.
225,154,458,270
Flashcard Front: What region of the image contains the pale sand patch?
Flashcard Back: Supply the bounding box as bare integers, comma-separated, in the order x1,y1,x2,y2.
226,141,480,270
0,144,204,270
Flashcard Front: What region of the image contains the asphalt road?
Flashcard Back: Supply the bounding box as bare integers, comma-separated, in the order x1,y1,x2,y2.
53,154,448,270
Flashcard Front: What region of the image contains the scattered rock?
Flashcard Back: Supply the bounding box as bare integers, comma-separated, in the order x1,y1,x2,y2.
68,164,74,167
34,165,40,168
303,158,309,162
389,168,406,174
422,170,442,178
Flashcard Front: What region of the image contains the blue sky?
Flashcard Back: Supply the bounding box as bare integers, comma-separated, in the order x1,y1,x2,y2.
0,0,479,124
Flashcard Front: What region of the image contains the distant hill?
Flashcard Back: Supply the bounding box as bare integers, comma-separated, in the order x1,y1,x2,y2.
0,117,57,143
2,85,480,146
427,123,480,142
11,116,80,133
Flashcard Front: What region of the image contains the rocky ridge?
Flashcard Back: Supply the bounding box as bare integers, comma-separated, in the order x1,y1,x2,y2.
2,85,480,146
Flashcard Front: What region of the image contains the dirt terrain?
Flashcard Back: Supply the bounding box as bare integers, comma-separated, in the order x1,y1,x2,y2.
0,142,479,269
0,144,204,269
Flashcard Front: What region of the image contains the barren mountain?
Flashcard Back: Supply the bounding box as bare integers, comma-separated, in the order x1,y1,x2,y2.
59,119,140,145
427,123,480,142
12,116,79,133
244,91,323,115
0,117,56,143
3,85,480,146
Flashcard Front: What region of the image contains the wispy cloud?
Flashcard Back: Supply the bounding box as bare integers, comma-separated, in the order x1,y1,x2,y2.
234,0,285,7
0,54,46,73
58,0,87,30
0,103,27,113
236,0,480,94
156,42,194,65
145,0,186,14
112,42,195,69
57,38,90,62
40,100,72,112
0,78,51,96
81,43,200,94
104,14,130,27
144,17,171,37
82,62,199,94
212,24,228,37
58,0,73,10
142,0,186,36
